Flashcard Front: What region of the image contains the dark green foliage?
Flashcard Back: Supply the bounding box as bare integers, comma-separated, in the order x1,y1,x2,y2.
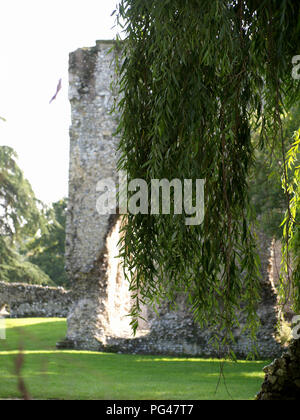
116,0,300,353
23,199,69,288
0,146,53,285
0,146,43,238
250,107,300,238
281,129,300,312
249,154,285,239
0,238,54,285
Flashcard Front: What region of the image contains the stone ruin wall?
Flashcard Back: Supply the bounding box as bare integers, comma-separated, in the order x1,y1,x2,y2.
0,281,71,318
101,232,283,358
256,339,300,400
61,40,136,350
58,40,283,359
0,41,284,359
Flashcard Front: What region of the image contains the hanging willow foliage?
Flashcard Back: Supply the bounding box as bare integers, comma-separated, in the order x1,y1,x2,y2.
281,129,300,313
115,0,300,353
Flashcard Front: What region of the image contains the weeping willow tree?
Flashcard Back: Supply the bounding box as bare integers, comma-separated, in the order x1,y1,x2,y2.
281,129,300,311
115,0,300,353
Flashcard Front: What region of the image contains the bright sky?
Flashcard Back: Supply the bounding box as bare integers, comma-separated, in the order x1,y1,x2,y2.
0,0,120,204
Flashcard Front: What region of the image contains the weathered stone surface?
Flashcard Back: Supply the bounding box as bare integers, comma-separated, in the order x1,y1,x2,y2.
62,41,137,351
0,281,71,318
256,339,300,400
62,41,283,358
270,238,295,322
98,233,282,358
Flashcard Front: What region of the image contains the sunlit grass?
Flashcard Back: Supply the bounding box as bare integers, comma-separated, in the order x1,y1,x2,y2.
0,318,267,400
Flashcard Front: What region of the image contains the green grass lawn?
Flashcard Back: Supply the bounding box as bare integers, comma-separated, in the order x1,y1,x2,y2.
0,318,268,400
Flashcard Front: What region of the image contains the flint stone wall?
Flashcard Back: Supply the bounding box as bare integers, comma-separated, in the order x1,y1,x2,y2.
62,41,135,351
97,233,282,359
256,339,300,400
61,40,283,358
0,281,71,318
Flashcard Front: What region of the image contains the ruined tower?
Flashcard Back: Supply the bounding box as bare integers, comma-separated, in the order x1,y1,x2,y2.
61,41,131,350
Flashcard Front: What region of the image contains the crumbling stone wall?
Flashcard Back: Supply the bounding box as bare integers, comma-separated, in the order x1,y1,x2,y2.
61,40,283,358
61,41,137,351
98,233,282,358
0,281,71,318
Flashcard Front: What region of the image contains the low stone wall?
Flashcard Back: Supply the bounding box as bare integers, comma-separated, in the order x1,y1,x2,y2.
93,290,282,359
0,282,72,318
256,339,300,400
